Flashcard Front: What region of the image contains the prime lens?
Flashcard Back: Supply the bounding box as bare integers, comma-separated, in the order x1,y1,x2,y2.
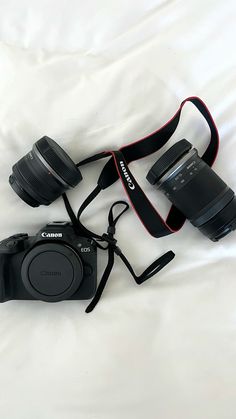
9,136,82,207
146,139,236,241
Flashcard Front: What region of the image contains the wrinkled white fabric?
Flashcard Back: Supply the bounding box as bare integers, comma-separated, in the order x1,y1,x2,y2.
0,1,236,418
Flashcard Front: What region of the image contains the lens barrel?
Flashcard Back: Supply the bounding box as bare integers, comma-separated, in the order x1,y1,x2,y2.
146,139,236,241
9,137,82,207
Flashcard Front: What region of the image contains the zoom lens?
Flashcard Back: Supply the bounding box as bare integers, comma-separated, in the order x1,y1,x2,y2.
146,139,236,241
9,136,82,207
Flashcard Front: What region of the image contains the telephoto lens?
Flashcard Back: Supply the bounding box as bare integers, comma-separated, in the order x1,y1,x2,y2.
146,139,236,241
9,137,82,207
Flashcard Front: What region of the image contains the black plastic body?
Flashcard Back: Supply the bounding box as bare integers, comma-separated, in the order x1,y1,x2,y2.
0,222,97,302
147,139,192,185
147,140,236,241
9,137,82,207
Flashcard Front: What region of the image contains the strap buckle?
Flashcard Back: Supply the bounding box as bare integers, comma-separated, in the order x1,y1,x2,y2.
101,233,117,247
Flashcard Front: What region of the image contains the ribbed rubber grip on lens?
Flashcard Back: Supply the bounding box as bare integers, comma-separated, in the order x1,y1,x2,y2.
35,136,82,187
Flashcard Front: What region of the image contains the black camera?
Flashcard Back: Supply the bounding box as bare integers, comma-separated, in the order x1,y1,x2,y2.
147,139,236,241
0,222,97,303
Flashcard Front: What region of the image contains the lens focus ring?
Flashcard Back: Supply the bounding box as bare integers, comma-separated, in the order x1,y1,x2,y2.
35,137,82,187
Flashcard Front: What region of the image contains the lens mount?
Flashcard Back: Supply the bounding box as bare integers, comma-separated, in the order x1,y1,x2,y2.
9,173,40,207
198,196,236,241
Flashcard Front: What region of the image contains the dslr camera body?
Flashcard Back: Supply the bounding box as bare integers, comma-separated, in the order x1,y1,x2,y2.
0,222,97,303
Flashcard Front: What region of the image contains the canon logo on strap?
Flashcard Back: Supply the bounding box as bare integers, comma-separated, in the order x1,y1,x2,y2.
41,232,63,238
119,161,135,190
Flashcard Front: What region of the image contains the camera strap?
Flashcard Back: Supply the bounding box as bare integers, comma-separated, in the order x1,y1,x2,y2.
88,201,175,313
77,96,219,238
63,193,175,312
63,96,219,311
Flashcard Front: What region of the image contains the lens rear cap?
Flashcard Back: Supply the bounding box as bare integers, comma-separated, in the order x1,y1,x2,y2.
21,243,83,302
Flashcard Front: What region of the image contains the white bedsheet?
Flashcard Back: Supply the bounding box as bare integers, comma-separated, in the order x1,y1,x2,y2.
0,1,236,418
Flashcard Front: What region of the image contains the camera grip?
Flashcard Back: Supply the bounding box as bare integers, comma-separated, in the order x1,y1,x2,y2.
0,255,8,302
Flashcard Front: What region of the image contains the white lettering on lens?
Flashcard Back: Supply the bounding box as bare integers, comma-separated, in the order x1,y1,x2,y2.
119,161,135,190
81,247,91,253
41,232,63,238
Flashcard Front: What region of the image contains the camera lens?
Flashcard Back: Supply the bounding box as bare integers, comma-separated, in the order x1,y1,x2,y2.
9,136,82,207
146,139,236,241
